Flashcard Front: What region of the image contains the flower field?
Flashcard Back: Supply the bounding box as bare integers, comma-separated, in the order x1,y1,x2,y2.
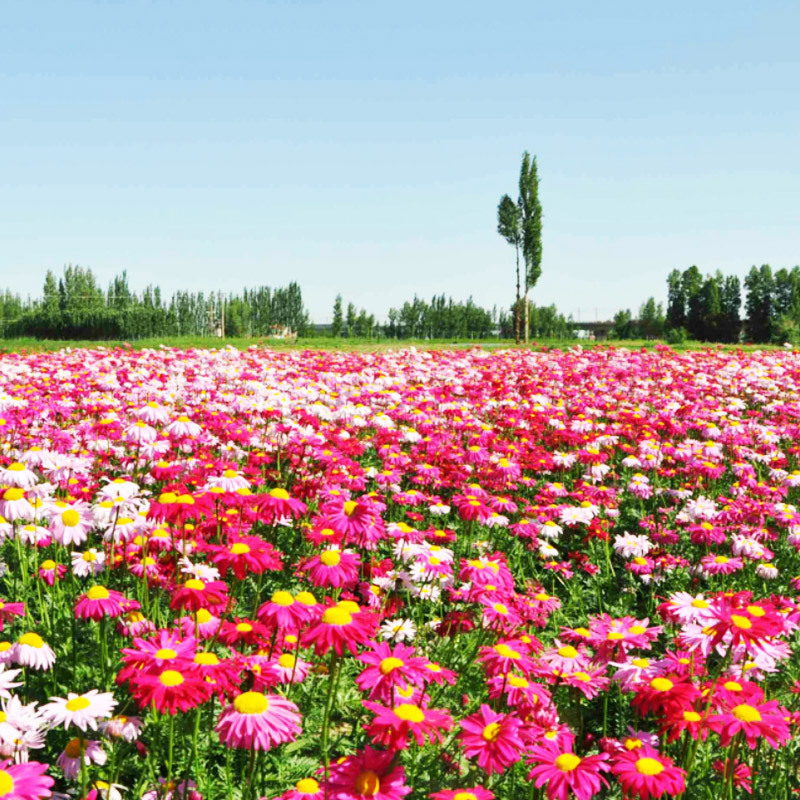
1,343,800,800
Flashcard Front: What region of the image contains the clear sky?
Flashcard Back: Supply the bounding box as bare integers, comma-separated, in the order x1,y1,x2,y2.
1,1,798,322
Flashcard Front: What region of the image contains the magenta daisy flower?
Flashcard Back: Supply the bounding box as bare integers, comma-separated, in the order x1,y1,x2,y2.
74,586,127,621
611,746,685,799
301,603,378,656
0,759,54,799
356,642,429,703
326,746,411,800
364,700,453,750
215,691,301,751
302,548,361,589
458,704,525,775
526,741,609,800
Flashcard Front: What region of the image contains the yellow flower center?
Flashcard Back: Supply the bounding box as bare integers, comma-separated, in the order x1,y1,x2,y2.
155,648,178,660
230,542,250,555
555,753,582,772
65,697,92,712
223,470,238,479
236,623,253,633
184,579,205,591
321,607,352,626
272,591,295,607
636,757,665,776
295,778,320,795
393,704,425,723
343,501,358,516
453,794,478,800
278,653,296,668
683,711,701,722
731,615,752,630
41,559,56,570
354,771,380,796
482,722,502,741
691,598,709,609
233,691,269,715
607,632,624,640
557,646,578,659
87,586,110,600
320,551,342,567
733,704,762,722
18,632,44,648
269,488,290,500
629,625,646,635
379,657,404,675
296,591,317,606
650,677,674,692
194,652,220,666
82,552,97,563
159,670,185,687
746,605,765,617
632,658,650,668
62,509,80,527
714,556,729,564
2,488,24,501
494,643,521,659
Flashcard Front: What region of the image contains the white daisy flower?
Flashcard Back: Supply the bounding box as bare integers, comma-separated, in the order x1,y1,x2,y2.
41,690,117,732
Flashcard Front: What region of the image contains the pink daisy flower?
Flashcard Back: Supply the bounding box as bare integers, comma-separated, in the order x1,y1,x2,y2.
364,700,453,750
325,746,411,800
611,746,686,799
301,548,361,589
458,704,526,775
215,691,301,751
356,642,429,703
0,759,54,799
526,741,609,800
74,586,128,621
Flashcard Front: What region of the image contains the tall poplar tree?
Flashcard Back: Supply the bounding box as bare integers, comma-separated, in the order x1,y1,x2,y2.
519,152,542,343
497,194,522,343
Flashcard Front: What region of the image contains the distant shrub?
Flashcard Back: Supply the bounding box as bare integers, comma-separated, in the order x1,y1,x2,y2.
665,327,687,345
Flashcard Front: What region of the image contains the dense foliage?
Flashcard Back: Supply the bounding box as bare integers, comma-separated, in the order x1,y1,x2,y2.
0,267,310,340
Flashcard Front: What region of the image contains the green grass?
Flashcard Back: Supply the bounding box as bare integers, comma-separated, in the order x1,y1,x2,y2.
0,335,787,353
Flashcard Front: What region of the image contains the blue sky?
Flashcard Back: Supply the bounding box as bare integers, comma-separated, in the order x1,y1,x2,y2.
1,1,798,322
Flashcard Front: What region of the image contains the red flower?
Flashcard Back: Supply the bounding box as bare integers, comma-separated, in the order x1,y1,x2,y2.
169,579,229,613
364,700,453,750
131,668,211,714
301,603,378,657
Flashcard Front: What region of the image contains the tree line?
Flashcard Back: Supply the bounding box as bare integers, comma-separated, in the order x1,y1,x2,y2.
0,266,310,340
611,265,800,344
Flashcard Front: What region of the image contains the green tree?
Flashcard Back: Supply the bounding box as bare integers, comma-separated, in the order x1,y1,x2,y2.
346,302,357,338
666,269,686,331
519,152,542,343
497,194,522,343
610,309,634,340
744,264,775,343
638,297,665,339
681,266,704,340
698,273,723,341
720,275,741,343
331,295,343,338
